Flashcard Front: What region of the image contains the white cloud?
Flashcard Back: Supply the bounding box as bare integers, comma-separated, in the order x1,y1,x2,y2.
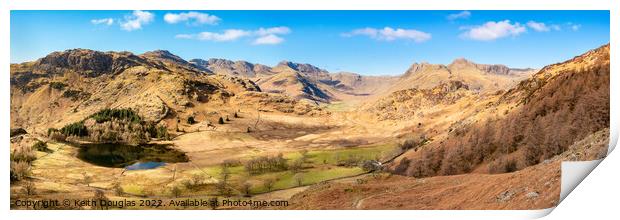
175,26,291,45
550,24,562,31
447,11,471,20
460,20,526,41
342,27,431,42
571,24,581,31
527,21,551,32
253,34,284,45
91,18,114,26
164,12,220,25
196,29,251,41
120,10,154,31
256,26,291,36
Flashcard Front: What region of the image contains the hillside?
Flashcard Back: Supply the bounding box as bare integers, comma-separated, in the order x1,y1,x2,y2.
284,128,608,210
389,43,610,177
9,49,318,137
361,80,474,120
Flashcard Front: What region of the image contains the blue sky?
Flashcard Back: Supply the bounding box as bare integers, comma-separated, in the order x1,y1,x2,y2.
11,10,609,75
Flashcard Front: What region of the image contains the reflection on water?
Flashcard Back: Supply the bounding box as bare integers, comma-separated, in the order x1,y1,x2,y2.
125,161,166,170
75,143,188,169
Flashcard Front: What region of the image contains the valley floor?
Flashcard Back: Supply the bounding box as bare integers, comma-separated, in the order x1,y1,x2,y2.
9,104,609,210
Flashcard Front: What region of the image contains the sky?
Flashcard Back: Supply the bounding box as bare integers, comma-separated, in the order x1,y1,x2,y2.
10,10,609,75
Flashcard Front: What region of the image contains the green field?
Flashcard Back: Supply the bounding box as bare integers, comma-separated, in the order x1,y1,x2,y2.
185,143,397,195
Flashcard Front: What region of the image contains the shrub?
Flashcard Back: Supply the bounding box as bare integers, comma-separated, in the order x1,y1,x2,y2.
10,161,31,182
294,173,304,186
170,185,182,198
218,117,225,124
187,116,196,125
112,182,124,196
62,89,90,101
33,141,52,153
263,178,276,192
22,181,36,196
49,82,67,90
146,123,170,140
241,181,252,196
11,146,36,163
489,157,518,174
47,128,59,137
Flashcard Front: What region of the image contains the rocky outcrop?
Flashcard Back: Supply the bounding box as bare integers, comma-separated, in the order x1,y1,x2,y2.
35,49,143,77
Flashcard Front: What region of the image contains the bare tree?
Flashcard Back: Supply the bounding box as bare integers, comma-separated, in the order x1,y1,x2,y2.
263,178,276,192
112,181,123,196
82,172,92,187
241,181,252,197
170,185,182,198
22,181,36,196
294,173,304,187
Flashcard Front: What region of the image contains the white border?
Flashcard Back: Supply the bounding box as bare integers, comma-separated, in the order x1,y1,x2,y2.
1,0,616,220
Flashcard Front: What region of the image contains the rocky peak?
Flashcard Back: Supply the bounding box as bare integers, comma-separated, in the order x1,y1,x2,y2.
253,64,272,73
207,58,235,67
141,50,187,65
35,49,141,77
403,62,447,77
277,60,327,74
449,58,512,75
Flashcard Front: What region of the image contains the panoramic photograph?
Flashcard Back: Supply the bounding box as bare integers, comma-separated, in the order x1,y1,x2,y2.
9,10,610,210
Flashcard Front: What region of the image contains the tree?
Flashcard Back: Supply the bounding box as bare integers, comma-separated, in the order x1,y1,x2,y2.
263,178,275,192
92,190,109,210
112,181,124,196
218,117,225,124
241,181,252,197
170,185,182,198
82,172,92,187
294,173,304,187
234,112,239,118
22,181,36,196
192,174,205,185
217,166,232,196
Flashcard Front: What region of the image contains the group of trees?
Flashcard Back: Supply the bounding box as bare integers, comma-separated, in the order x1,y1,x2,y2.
243,154,288,175
89,108,142,124
395,64,610,177
47,108,171,144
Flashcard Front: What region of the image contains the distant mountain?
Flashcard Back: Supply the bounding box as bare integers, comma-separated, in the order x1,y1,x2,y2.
190,58,399,103
391,59,536,94
190,58,271,77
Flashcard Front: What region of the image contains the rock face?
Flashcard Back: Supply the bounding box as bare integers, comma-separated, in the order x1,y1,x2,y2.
276,61,327,75
142,50,189,65
35,49,143,77
189,58,271,77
